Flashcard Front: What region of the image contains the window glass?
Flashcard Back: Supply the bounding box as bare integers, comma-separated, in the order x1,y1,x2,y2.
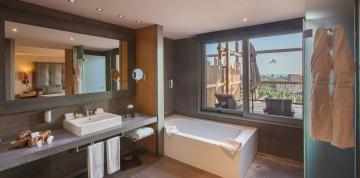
250,33,302,51
249,33,303,119
204,41,243,113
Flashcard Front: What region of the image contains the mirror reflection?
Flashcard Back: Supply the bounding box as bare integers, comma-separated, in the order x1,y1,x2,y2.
5,21,127,100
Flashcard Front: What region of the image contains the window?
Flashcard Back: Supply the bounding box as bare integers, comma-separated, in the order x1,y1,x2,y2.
203,41,243,114
249,33,303,119
202,32,303,122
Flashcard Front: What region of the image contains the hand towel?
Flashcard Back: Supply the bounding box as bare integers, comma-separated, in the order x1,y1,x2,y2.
106,136,121,174
88,142,104,178
125,127,154,141
220,138,242,155
165,126,178,136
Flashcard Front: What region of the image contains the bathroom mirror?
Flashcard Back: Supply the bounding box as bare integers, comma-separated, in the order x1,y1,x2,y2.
110,68,144,81
4,21,129,100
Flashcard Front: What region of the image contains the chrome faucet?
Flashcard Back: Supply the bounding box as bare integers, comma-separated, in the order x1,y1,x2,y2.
83,105,90,116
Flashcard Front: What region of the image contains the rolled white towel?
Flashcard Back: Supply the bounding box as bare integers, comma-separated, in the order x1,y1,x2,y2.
220,138,242,155
125,127,154,141
165,126,178,136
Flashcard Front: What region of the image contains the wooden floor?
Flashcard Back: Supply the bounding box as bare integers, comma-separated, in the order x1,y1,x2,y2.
80,153,303,178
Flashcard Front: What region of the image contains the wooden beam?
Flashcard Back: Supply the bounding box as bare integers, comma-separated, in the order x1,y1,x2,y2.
225,42,230,93
217,43,224,93
120,41,128,90
235,41,241,77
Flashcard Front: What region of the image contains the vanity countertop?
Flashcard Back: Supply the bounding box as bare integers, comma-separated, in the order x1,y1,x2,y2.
0,115,157,172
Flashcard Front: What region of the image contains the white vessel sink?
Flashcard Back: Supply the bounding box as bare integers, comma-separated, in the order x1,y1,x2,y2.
63,112,122,136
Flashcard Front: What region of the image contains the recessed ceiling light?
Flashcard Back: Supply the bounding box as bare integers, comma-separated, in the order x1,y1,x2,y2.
118,15,125,18
243,18,248,22
68,0,76,3
96,8,103,11
136,20,143,23
12,28,18,32
70,37,74,41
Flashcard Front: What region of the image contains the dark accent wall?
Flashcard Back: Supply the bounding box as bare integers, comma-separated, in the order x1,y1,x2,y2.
0,1,139,177
164,38,176,116
304,0,356,178
0,0,136,115
174,37,303,162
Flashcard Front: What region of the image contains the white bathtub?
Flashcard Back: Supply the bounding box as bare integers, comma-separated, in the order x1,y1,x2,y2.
164,115,257,178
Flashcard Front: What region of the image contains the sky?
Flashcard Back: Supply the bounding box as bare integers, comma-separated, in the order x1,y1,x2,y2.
205,33,303,75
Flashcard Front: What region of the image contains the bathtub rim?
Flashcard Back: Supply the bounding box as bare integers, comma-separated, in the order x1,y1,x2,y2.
164,114,257,152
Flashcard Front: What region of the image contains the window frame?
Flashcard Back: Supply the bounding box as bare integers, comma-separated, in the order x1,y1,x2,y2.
200,40,244,116
200,32,304,127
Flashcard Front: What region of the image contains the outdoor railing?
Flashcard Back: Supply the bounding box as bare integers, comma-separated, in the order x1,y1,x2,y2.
206,80,303,106
252,80,303,105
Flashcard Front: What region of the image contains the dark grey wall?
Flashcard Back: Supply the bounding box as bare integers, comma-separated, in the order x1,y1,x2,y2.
0,1,139,177
0,0,136,115
164,38,175,116
174,37,303,162
304,0,356,178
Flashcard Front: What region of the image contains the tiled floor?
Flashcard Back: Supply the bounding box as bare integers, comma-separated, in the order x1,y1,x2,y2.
99,153,303,178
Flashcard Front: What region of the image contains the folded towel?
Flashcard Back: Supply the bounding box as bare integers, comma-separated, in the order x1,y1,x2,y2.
88,142,104,178
125,127,154,141
220,138,242,155
165,126,179,136
106,137,121,174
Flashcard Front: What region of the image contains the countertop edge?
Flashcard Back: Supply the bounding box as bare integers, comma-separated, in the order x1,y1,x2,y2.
0,116,157,172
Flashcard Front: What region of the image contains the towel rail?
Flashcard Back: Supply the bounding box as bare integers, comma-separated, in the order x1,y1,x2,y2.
125,133,155,142
74,133,124,152
124,127,155,142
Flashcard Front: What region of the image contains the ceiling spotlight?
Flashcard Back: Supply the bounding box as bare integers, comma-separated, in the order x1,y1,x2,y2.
96,8,103,11
118,15,125,18
70,37,74,41
243,18,248,22
68,0,76,3
136,20,143,23
12,28,18,32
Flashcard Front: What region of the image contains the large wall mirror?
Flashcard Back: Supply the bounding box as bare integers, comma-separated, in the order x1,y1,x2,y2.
4,21,128,101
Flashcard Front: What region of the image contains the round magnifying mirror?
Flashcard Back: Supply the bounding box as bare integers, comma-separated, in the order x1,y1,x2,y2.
132,68,144,81
110,69,120,81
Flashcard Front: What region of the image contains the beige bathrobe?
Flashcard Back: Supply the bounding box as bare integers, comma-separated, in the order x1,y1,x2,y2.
310,28,332,142
331,26,355,149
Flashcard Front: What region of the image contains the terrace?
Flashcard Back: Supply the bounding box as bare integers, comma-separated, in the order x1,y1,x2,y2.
204,39,303,120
